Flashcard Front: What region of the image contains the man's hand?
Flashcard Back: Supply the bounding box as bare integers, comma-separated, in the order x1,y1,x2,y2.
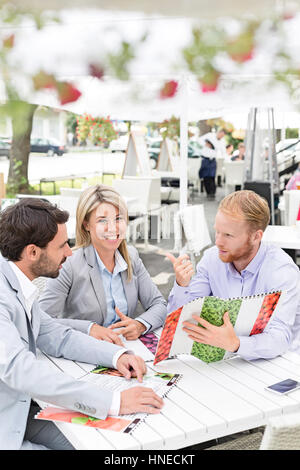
119,387,164,415
182,312,240,352
165,252,194,287
116,353,147,382
89,324,124,346
108,307,147,340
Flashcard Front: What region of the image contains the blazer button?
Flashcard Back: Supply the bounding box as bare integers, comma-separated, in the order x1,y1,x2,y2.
74,402,81,410
87,407,96,414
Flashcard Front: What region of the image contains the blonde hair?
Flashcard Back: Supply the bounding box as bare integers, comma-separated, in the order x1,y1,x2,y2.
218,190,270,232
75,184,133,281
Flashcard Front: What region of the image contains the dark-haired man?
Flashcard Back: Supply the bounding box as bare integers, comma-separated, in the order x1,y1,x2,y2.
0,198,163,450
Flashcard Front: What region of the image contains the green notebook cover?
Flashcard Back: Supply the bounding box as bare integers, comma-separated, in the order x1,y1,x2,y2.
191,297,242,363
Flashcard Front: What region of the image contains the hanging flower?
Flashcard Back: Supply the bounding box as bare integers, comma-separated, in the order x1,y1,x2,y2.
56,81,82,105
3,34,14,49
32,71,56,90
198,68,220,93
159,80,178,99
76,114,117,147
89,63,104,80
226,31,255,63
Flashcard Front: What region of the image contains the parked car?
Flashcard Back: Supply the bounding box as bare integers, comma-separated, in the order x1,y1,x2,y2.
147,138,202,169
148,139,162,168
0,138,10,158
30,137,66,156
276,139,300,164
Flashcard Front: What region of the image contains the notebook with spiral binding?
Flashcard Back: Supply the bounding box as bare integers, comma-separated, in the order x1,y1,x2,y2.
35,368,181,434
154,291,283,365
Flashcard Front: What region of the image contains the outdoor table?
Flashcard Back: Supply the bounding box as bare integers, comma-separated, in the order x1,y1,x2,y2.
35,346,300,450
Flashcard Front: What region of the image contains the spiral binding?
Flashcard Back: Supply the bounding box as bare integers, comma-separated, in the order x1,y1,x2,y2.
127,373,183,435
188,290,282,304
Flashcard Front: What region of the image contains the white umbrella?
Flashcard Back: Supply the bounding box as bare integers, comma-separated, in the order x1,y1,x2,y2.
2,7,300,207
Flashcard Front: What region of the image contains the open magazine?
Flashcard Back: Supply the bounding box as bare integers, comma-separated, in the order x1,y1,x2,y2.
154,291,283,365
121,331,159,362
35,366,181,434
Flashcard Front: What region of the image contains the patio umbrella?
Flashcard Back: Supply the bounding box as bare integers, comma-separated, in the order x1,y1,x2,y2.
2,6,300,207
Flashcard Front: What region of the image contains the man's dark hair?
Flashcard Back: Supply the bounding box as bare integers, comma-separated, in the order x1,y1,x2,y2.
0,198,69,261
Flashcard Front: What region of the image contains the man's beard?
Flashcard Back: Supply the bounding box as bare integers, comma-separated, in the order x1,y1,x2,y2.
218,238,255,264
31,252,66,279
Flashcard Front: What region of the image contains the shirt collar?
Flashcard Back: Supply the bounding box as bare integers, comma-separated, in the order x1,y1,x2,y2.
94,248,128,276
227,242,267,277
8,261,38,302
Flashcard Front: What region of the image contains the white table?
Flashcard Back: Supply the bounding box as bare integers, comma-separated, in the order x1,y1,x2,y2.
262,225,300,250
36,349,300,450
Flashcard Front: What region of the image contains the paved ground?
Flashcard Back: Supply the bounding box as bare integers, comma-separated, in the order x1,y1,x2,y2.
0,149,126,184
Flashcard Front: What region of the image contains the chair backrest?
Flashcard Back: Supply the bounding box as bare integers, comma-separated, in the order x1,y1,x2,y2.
57,196,79,218
173,204,211,259
112,178,152,215
123,175,161,211
224,161,245,185
59,187,84,198
283,190,300,225
216,157,225,178
260,412,300,450
187,158,201,184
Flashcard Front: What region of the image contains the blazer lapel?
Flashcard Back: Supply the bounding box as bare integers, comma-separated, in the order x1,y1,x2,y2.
31,301,41,340
84,245,107,322
1,260,36,353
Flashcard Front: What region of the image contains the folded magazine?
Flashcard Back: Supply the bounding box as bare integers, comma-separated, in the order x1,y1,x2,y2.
35,367,181,434
154,291,283,364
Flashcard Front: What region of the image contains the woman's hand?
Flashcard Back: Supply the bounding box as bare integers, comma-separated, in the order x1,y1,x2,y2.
108,307,147,340
89,324,124,346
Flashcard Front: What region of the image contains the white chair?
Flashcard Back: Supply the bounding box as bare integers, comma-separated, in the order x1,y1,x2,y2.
283,190,300,225
56,196,79,241
224,161,245,195
187,158,201,194
173,204,211,267
59,187,84,198
207,411,300,450
112,178,151,246
116,175,166,243
216,157,225,185
260,412,300,450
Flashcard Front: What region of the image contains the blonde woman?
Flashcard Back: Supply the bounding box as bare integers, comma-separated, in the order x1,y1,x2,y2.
39,184,167,344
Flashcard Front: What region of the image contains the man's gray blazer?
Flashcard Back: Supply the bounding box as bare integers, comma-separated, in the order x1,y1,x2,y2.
0,259,126,450
39,244,167,333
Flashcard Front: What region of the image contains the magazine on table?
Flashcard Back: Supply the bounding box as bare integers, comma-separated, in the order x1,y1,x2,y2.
121,330,161,361
153,291,284,365
35,365,181,434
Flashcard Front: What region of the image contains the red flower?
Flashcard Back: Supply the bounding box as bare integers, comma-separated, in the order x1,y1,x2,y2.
283,11,295,20
227,32,254,64
32,71,56,90
159,80,178,99
3,34,14,49
56,82,82,105
229,49,254,63
89,63,104,80
200,81,218,93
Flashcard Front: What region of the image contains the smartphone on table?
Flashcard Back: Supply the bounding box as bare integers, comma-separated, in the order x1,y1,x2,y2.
265,378,300,395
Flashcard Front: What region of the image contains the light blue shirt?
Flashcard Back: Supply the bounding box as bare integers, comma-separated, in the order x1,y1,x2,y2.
167,243,300,360
95,249,128,327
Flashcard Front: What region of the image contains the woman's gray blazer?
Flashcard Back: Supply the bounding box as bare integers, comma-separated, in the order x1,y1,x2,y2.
39,244,167,334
